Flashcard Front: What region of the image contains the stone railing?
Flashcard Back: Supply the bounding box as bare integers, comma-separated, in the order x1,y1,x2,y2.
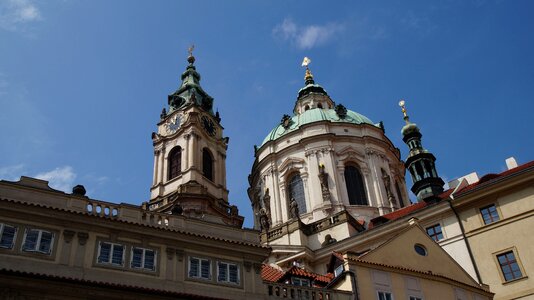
266,283,353,300
85,200,119,218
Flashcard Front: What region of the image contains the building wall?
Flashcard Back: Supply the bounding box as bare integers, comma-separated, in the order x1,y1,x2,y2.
0,180,269,299
459,184,534,300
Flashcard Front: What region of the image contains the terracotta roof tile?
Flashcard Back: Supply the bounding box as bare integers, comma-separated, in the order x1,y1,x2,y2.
455,160,534,195
261,264,285,282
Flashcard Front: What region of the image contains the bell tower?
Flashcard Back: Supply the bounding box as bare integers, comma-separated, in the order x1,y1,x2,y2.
147,47,243,227
399,100,444,202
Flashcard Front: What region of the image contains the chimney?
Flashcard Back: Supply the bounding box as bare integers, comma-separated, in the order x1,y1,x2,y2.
505,157,518,170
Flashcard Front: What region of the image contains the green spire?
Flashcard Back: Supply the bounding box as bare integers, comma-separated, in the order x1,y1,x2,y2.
398,100,444,202
167,46,214,115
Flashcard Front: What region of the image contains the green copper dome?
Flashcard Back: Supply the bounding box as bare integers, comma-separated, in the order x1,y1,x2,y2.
261,108,377,146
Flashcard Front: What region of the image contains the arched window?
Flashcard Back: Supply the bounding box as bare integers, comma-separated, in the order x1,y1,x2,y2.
317,103,323,109
202,148,214,181
344,165,368,205
288,173,306,214
168,146,182,180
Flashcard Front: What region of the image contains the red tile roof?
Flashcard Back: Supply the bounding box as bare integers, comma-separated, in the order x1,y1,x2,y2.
368,160,534,227
261,264,285,282
262,265,334,285
455,160,534,195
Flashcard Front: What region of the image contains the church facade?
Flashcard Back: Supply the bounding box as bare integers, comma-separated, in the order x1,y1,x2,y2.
0,52,531,299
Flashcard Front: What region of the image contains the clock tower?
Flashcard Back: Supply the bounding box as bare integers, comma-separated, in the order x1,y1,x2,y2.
147,48,243,227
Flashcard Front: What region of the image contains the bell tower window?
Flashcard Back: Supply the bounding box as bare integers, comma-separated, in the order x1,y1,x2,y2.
203,148,214,181
168,146,182,180
288,173,306,214
344,165,368,205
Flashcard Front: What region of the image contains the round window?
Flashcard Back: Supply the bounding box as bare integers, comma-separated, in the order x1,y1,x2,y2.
414,244,427,256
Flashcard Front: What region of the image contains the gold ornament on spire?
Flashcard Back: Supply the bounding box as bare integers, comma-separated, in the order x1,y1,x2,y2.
398,99,410,123
187,44,195,64
302,56,313,81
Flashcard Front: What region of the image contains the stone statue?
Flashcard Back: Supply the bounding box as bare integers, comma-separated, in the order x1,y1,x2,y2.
382,170,395,203
259,208,270,231
263,188,271,215
289,198,299,219
318,164,331,201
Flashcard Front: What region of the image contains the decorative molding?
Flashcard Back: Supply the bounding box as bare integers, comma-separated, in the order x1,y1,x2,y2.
77,232,88,246
63,230,75,244
244,261,252,272
175,249,184,262
166,247,175,260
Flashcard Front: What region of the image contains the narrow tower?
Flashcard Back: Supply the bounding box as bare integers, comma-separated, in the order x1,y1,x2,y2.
399,100,444,202
147,47,243,227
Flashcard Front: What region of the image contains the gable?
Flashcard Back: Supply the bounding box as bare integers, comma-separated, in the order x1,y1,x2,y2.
360,224,478,286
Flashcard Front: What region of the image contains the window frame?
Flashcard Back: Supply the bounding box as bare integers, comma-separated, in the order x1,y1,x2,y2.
188,256,211,280
130,246,157,272
202,148,214,182
376,290,393,300
21,228,54,255
344,164,368,206
167,146,182,181
97,241,125,267
479,204,500,225
291,277,311,287
425,223,444,242
0,223,17,250
287,173,307,215
494,247,526,283
217,261,240,285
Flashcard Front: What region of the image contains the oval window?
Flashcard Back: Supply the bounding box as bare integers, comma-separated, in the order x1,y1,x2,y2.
414,244,427,256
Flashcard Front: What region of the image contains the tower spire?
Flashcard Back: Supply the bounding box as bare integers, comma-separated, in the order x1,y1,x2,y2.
399,100,444,202
166,45,214,115
302,57,315,85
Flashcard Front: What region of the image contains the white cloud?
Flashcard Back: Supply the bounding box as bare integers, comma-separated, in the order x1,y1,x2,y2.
35,166,76,192
0,164,25,181
273,18,344,50
0,0,42,31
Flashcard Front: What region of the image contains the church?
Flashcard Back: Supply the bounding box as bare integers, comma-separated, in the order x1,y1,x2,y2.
0,50,532,300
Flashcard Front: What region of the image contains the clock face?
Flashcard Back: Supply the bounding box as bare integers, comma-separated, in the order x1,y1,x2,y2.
165,114,181,135
201,115,216,136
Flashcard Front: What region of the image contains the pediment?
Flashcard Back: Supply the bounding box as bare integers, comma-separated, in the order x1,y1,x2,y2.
359,224,478,286
278,157,306,177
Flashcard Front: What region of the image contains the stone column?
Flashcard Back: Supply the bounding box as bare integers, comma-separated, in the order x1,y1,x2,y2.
184,134,190,170
152,150,159,185
159,146,166,184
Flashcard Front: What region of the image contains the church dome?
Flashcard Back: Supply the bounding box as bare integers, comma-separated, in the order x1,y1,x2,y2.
261,108,377,146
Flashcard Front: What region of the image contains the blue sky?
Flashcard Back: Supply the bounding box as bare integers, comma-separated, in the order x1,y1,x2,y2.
1,0,533,228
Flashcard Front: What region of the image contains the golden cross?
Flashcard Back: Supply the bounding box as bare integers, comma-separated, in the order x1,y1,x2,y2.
188,44,195,57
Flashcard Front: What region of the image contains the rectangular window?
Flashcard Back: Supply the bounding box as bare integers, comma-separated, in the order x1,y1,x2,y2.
409,297,423,300
22,229,53,254
497,251,523,281
189,257,210,280
0,223,17,249
334,264,344,277
97,242,124,266
291,277,310,287
131,247,156,271
480,204,500,225
217,261,239,284
377,291,392,300
426,224,443,242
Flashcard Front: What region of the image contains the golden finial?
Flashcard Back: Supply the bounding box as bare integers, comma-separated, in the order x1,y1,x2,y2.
398,99,410,123
187,44,195,64
301,57,314,82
